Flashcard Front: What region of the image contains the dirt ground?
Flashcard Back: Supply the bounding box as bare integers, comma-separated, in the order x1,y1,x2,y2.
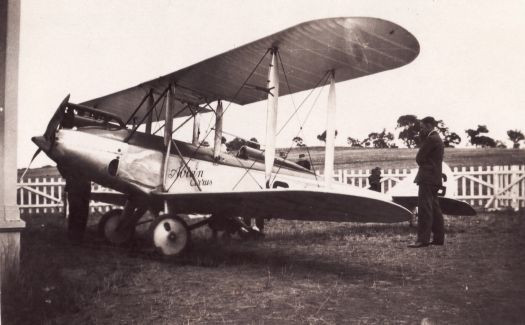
3,211,525,325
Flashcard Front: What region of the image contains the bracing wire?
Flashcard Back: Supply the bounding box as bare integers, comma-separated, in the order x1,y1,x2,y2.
270,71,331,186
178,48,271,167
276,69,331,136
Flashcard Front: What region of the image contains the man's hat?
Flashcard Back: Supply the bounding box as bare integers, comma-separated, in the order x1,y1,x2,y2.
421,116,437,127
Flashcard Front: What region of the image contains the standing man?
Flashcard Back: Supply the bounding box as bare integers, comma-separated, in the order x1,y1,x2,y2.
59,166,91,244
368,167,382,192
408,116,445,248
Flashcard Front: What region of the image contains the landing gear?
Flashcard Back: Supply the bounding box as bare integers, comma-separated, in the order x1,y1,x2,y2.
149,215,190,256
97,205,262,257
208,215,264,241
98,208,134,245
98,199,148,245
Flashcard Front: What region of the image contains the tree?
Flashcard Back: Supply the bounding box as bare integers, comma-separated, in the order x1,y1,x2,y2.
397,115,461,148
435,120,461,148
495,140,507,148
292,136,306,147
507,130,524,149
465,128,479,143
396,115,420,148
317,130,338,143
465,125,497,148
443,132,461,148
366,129,395,148
477,136,496,148
347,136,363,147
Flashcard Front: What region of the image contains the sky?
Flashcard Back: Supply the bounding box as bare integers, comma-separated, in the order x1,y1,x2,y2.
16,0,525,167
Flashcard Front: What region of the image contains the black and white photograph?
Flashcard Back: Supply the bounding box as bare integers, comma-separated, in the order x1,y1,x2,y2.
1,0,524,324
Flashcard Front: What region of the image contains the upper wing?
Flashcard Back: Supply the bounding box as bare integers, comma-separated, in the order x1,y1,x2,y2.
81,17,419,123
151,188,412,223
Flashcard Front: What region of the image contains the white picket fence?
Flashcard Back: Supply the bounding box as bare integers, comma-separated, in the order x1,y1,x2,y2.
325,165,524,211
16,165,525,215
16,176,115,215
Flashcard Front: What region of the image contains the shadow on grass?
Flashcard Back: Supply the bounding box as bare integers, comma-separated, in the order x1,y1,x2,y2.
173,239,388,279
6,210,524,324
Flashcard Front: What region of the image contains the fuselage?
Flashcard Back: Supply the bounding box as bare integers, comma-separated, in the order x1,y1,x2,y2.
33,126,394,204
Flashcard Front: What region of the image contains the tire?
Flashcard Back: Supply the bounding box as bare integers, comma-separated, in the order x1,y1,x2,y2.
98,208,134,245
149,215,191,256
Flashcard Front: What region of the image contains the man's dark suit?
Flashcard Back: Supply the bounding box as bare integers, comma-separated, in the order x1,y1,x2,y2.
414,130,445,244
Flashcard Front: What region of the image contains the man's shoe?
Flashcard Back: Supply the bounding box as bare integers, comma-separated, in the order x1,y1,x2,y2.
408,242,429,248
430,241,444,246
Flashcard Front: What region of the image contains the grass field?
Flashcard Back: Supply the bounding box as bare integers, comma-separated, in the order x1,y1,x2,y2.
4,211,525,324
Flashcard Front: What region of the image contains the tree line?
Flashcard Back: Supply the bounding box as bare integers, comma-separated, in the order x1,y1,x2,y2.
308,115,524,149
223,115,524,151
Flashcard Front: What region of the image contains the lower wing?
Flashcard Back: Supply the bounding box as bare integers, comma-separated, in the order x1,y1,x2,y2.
151,188,412,223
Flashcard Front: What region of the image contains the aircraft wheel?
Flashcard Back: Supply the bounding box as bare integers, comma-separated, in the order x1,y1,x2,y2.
150,215,190,256
98,209,134,245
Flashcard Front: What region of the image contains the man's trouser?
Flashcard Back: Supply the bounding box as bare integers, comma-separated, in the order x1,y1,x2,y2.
417,183,445,244
67,179,91,242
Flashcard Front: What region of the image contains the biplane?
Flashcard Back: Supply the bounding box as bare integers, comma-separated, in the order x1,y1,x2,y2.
30,17,472,256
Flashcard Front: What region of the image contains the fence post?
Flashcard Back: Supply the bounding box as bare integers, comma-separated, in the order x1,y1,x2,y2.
510,165,519,211
493,165,500,210
62,190,68,219
342,169,349,184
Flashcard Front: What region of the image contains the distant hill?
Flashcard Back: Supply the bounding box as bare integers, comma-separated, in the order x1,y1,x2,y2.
17,165,60,179
18,148,525,179
280,147,525,170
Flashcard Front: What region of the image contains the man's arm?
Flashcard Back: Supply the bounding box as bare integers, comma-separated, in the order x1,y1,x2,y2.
416,135,439,165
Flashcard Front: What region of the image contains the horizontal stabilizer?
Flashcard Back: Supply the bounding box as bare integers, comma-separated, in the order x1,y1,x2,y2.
392,196,477,216
388,163,476,216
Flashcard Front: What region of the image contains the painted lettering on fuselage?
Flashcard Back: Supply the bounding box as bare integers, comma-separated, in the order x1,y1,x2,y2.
168,166,212,187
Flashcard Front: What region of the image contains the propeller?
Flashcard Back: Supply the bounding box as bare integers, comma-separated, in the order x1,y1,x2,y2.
44,94,70,144
24,95,71,182
26,95,91,242
18,148,42,183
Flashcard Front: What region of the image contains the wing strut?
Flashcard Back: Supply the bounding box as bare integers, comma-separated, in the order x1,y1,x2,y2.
324,70,336,188
125,90,151,126
162,84,176,191
264,48,279,188
213,100,224,160
145,91,154,134
192,108,200,145
124,86,169,142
